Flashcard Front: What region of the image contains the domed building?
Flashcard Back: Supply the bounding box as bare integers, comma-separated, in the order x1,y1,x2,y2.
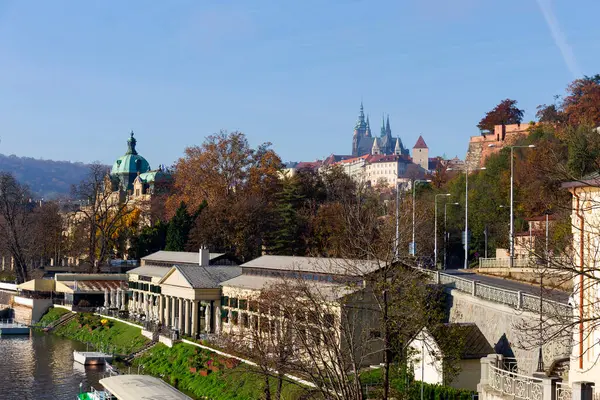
107,131,172,204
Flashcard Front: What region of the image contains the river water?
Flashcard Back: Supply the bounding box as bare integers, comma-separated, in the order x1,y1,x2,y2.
0,331,105,400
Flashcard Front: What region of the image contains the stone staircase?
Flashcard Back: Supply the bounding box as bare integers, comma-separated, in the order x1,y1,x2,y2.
123,338,158,363
43,311,76,332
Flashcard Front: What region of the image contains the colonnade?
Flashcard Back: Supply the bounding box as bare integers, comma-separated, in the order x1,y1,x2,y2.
128,291,220,338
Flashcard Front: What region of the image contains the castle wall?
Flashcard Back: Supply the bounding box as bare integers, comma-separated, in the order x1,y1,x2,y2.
465,123,532,167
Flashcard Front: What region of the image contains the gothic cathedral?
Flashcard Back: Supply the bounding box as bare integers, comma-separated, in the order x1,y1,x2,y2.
352,103,409,157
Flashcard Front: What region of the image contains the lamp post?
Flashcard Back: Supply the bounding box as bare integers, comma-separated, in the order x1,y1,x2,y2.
412,179,432,257
434,193,451,268
448,166,485,269
444,202,459,269
395,182,408,260
489,144,535,268
536,210,551,373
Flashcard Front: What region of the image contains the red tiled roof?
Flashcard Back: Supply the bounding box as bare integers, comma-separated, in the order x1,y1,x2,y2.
413,135,428,149
296,161,322,170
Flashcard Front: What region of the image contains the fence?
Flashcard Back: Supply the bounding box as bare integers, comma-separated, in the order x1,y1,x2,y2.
489,363,543,400
424,269,572,317
556,382,571,400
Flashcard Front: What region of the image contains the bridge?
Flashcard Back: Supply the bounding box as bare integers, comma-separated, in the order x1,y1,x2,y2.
420,268,572,375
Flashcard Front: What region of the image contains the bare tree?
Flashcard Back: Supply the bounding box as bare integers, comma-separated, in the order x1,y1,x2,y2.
70,163,139,271
0,173,36,283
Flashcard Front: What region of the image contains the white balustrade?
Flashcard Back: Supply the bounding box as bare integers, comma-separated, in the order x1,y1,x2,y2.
489,364,543,400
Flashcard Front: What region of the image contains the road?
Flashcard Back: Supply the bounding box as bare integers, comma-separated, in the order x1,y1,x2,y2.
442,268,570,304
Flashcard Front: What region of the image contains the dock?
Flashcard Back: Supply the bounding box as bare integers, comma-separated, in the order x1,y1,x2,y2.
73,351,113,366
0,320,30,335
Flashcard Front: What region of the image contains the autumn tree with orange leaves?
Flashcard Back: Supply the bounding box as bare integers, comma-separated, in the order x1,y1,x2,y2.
168,131,282,261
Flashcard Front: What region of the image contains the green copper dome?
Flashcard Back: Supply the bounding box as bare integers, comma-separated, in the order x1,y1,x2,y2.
110,131,151,190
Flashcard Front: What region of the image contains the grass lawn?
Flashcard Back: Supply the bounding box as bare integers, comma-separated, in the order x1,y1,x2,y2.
52,312,149,355
135,343,310,400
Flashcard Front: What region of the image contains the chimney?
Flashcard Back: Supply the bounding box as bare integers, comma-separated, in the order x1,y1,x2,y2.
199,246,210,267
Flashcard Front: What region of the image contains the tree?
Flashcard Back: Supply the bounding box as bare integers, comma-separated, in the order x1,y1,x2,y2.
165,201,197,251
129,220,168,259
477,99,525,134
70,163,139,271
0,173,37,283
269,177,307,255
562,74,600,127
177,132,282,260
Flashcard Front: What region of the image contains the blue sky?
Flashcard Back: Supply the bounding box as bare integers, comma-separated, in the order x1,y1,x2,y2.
0,0,599,167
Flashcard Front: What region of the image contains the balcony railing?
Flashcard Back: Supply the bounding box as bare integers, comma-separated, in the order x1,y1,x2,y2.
489,364,543,400
556,382,572,400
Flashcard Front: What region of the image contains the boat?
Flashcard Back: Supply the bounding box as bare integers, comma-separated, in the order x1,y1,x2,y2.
73,351,113,365
0,320,30,335
78,375,193,400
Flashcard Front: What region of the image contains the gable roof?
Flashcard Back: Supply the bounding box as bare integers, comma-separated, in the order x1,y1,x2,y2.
240,255,382,277
426,323,493,359
160,265,242,289
141,251,226,266
413,135,428,149
127,265,170,278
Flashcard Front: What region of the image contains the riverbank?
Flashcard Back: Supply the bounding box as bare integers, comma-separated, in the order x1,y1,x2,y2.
38,308,308,399
37,308,148,354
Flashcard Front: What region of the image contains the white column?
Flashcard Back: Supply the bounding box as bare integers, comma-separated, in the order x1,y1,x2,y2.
158,295,164,324
184,300,190,335
171,297,177,329
178,298,183,332
191,301,198,337
164,296,170,327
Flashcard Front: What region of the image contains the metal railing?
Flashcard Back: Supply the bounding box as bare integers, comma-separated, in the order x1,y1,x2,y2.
503,357,534,375
423,269,572,317
479,258,532,269
489,363,543,400
556,382,572,400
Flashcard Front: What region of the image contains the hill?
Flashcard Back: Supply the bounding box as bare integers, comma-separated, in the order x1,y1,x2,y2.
0,154,96,199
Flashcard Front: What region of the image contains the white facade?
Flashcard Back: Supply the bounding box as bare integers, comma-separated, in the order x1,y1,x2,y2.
564,183,600,386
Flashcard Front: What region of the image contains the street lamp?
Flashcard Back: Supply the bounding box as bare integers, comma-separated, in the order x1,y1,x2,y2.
536,209,552,373
489,143,535,268
434,193,452,268
448,166,486,269
444,202,459,269
412,179,432,257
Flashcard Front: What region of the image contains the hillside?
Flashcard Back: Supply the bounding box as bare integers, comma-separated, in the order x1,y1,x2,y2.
0,154,95,199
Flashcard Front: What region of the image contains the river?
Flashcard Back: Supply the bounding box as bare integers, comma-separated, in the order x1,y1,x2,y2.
0,331,105,400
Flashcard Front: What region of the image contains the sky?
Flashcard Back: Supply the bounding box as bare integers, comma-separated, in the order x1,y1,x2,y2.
0,0,599,167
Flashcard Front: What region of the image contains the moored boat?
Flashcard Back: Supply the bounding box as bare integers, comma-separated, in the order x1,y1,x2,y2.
78,375,192,400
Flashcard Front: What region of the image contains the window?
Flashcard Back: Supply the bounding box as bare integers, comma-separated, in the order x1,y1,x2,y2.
239,299,248,310
231,311,238,325
230,298,239,308
221,296,229,307
241,313,248,327
249,300,258,312
221,309,229,323
135,189,140,196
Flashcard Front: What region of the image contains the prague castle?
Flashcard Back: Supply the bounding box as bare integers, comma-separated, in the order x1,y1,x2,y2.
352,102,410,157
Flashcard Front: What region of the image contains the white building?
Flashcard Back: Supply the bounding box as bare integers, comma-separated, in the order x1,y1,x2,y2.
408,323,492,391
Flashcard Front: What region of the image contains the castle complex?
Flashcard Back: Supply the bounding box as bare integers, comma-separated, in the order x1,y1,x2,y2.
351,102,410,157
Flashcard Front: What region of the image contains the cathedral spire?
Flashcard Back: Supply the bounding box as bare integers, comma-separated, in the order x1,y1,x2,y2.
386,115,392,136
380,115,386,137
366,115,372,137
394,138,402,155
371,138,380,155
354,102,367,130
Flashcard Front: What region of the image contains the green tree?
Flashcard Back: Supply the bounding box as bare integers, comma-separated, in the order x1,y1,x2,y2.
165,202,197,251
566,124,600,178
269,177,307,255
129,221,168,259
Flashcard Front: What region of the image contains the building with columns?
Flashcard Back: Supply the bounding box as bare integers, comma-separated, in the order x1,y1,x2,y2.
219,255,386,366
126,249,239,337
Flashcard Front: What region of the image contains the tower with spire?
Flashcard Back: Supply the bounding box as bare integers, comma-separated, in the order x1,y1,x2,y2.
351,102,410,157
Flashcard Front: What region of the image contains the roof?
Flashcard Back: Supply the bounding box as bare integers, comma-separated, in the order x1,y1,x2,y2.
366,154,411,164
127,265,170,278
425,323,493,359
141,250,226,265
240,255,383,277
111,154,151,176
413,135,428,149
323,154,355,165
58,280,125,294
18,279,71,293
100,375,192,400
161,265,242,289
138,169,172,184
295,161,323,170
220,274,358,301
